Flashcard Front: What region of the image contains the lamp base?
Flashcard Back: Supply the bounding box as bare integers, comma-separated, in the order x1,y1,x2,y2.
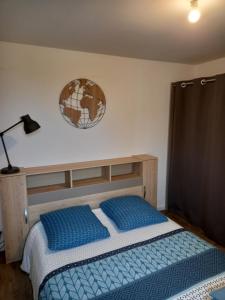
1,166,20,174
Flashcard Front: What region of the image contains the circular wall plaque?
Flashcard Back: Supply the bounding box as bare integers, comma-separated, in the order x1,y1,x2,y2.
59,78,106,129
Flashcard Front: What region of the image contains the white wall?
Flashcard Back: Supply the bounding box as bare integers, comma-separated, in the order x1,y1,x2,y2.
0,42,193,229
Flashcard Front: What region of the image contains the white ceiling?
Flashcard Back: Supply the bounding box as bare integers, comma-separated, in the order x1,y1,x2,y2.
0,0,225,64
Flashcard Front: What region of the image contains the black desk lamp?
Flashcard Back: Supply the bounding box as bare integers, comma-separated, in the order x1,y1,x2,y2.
0,114,40,174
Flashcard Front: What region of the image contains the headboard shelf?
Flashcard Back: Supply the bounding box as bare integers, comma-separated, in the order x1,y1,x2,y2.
0,154,158,263
26,158,146,197
27,183,69,195
111,161,142,181
23,155,156,175
72,165,110,188
27,177,143,207
73,176,109,188
111,173,142,182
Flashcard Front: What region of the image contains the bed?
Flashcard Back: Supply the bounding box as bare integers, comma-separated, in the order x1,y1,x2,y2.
21,207,225,300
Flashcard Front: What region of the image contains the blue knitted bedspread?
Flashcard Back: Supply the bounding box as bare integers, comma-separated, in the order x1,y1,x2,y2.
39,229,225,300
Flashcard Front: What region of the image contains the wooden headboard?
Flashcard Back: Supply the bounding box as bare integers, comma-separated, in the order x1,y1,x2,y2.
0,154,158,263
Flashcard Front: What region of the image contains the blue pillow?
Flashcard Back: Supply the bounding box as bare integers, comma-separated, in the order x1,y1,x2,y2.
40,205,110,251
100,195,167,231
210,287,225,300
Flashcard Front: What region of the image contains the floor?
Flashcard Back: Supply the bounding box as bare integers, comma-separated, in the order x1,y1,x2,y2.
0,254,33,300
0,211,225,300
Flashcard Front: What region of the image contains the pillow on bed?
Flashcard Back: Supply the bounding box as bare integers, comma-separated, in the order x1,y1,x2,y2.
40,205,110,251
100,195,167,231
210,287,225,300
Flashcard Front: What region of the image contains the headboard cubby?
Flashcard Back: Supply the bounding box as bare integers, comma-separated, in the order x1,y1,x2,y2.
0,154,158,263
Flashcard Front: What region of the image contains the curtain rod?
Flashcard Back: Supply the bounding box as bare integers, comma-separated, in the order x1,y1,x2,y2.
180,78,216,88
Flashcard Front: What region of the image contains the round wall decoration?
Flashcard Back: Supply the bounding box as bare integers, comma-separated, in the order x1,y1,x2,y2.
59,78,106,129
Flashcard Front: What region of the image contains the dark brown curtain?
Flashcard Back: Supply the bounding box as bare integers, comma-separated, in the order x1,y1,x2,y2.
168,74,225,246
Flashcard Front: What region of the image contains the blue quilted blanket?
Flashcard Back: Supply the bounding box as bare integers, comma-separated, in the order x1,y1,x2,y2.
39,229,225,300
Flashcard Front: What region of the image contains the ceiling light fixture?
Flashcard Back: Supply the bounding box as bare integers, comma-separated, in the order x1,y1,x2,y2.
188,0,201,23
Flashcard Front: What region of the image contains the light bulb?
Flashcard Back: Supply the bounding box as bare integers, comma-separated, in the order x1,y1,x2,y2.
188,8,201,23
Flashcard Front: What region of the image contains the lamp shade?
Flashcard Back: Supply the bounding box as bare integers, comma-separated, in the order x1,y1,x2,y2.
21,114,40,134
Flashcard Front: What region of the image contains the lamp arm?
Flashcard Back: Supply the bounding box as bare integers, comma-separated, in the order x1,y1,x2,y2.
0,134,12,168
0,120,23,170
0,120,23,135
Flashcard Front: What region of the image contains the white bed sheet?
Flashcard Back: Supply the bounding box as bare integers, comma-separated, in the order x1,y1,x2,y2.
21,208,181,299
